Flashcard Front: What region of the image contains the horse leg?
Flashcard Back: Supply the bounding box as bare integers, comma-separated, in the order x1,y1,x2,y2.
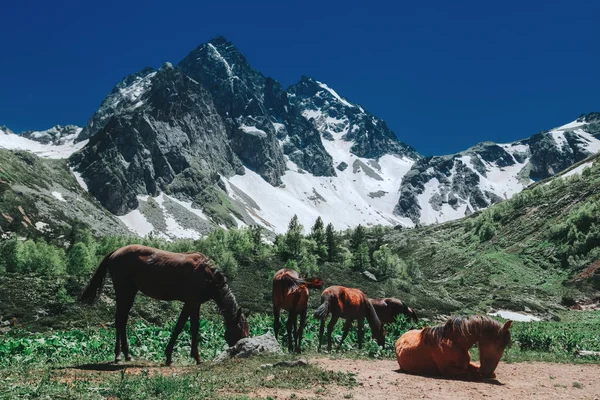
189,304,201,364
118,287,137,362
327,314,339,352
318,318,325,352
338,319,353,350
357,319,365,349
286,312,297,352
273,306,281,341
113,284,137,363
296,309,307,353
165,303,191,366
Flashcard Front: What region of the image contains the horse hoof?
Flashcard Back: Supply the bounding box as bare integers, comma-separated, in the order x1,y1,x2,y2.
114,358,121,364
125,356,133,362
165,360,173,367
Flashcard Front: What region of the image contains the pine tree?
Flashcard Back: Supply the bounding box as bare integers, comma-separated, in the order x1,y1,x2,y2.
325,223,338,262
350,224,366,251
67,242,94,276
284,215,304,260
352,243,370,271
310,217,325,246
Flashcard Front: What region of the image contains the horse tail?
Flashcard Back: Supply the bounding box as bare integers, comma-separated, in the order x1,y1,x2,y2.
79,251,114,305
279,274,323,289
313,296,330,320
303,277,324,289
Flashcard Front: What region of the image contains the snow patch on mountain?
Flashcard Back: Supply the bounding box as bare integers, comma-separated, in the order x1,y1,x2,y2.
0,126,86,159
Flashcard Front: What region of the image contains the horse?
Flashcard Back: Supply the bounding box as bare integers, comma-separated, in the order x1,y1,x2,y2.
313,285,385,351
395,315,512,380
369,297,419,325
272,268,323,353
79,244,249,366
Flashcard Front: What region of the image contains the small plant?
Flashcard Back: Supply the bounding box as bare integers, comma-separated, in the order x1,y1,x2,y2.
572,382,583,389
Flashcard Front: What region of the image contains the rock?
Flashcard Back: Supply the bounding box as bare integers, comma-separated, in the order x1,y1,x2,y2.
363,270,377,282
214,332,281,362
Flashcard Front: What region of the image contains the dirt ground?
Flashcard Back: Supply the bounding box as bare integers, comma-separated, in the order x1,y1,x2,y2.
49,358,600,399
249,358,600,400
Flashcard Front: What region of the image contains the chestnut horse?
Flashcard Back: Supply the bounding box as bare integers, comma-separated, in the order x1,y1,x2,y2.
395,315,512,380
272,268,323,353
79,245,249,365
314,285,385,351
370,298,419,325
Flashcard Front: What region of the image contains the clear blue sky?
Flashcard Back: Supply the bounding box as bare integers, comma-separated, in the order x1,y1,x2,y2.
1,0,598,156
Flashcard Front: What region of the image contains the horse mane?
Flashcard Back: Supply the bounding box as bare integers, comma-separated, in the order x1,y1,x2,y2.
212,269,241,323
422,315,507,345
364,297,383,337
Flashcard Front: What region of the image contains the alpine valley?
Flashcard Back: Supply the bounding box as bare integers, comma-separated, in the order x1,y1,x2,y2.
1,37,599,240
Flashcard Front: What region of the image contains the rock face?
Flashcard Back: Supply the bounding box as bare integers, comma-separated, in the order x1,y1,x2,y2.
214,332,281,362
20,125,81,145
395,115,600,224
287,76,420,160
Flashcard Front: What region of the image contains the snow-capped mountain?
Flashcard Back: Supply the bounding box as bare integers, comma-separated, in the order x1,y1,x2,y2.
0,125,87,159
3,37,599,240
395,114,600,224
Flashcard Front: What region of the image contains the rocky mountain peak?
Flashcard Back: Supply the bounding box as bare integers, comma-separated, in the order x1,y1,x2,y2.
287,76,420,160
77,67,157,141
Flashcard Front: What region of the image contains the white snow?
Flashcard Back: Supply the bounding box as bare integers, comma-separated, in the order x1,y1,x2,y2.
228,122,415,233
70,168,89,191
51,191,66,202
163,194,208,221
118,209,155,237
574,129,600,154
316,81,354,108
551,130,568,149
272,122,286,133
35,221,49,232
560,161,594,179
0,128,87,159
556,119,587,130
240,125,267,138
488,310,541,322
206,43,233,77
153,193,202,240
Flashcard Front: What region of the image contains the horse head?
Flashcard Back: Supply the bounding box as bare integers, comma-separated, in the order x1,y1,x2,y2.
373,324,386,347
224,307,249,347
478,320,512,377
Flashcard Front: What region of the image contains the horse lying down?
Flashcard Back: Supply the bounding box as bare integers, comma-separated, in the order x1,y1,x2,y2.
396,315,512,380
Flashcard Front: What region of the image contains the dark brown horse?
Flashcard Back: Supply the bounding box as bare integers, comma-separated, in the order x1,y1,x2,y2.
396,315,512,380
314,285,385,351
79,245,249,365
369,297,419,325
272,268,323,353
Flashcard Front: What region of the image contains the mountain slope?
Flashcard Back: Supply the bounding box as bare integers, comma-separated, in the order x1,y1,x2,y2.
0,149,128,238
395,114,600,224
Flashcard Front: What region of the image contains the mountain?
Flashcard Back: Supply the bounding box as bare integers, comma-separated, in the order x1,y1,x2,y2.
2,37,599,239
395,114,600,224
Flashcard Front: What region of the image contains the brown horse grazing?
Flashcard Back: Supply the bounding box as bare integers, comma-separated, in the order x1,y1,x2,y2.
79,245,249,365
272,268,323,353
395,316,512,380
314,285,385,351
369,298,419,324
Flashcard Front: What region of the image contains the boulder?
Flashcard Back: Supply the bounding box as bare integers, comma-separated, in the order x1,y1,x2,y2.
214,332,281,362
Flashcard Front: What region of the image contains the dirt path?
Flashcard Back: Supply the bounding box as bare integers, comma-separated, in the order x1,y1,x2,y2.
48,358,600,399
251,358,600,400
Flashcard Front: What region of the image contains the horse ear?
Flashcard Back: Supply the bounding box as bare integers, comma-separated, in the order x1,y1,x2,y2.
503,320,513,330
